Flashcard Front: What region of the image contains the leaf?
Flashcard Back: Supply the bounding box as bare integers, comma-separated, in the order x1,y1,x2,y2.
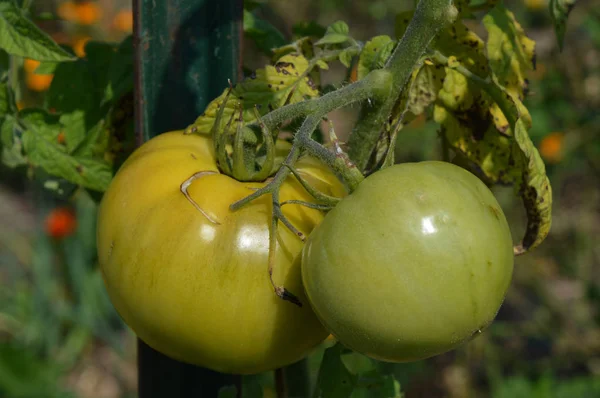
549,0,577,50
0,114,26,167
19,108,62,142
433,55,551,254
483,4,536,100
188,53,319,135
0,0,76,62
19,109,111,191
243,9,287,55
356,36,395,80
33,61,58,75
406,63,444,116
315,21,351,46
512,117,552,254
338,49,353,68
48,39,131,153
313,344,358,398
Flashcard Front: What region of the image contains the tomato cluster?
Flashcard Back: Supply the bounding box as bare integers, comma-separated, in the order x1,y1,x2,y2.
98,133,513,373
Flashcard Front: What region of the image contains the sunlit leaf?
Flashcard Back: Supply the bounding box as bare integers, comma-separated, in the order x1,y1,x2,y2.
187,53,319,135
484,4,536,100
0,0,75,62
315,21,351,46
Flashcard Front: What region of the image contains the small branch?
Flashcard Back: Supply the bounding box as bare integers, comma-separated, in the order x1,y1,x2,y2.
348,0,457,170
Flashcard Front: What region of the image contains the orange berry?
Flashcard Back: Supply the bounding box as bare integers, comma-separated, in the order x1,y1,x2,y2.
57,131,66,145
45,207,77,239
539,132,564,163
72,36,92,58
112,9,133,33
23,58,40,73
75,1,102,25
26,73,54,92
16,101,25,110
57,1,77,22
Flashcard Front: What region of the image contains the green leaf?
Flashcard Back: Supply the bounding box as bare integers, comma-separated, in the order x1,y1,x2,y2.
48,39,131,154
549,0,577,50
357,36,395,80
0,0,76,62
338,49,353,68
315,21,351,46
188,53,319,135
243,9,287,55
483,4,535,100
313,344,358,398
19,109,111,191
0,342,72,398
19,108,62,142
0,114,26,167
33,61,58,75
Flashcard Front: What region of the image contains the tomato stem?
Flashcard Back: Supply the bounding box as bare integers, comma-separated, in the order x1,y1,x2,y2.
348,0,458,170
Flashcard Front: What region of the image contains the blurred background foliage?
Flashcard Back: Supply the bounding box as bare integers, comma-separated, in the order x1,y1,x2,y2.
0,0,599,397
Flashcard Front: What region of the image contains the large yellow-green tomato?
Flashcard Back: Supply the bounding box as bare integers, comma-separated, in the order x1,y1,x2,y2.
301,161,514,362
97,131,345,374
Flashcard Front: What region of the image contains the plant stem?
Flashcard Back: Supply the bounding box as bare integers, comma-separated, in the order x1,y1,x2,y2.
348,0,457,170
260,68,390,131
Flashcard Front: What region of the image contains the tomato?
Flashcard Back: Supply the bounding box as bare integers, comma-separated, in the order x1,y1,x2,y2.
46,207,77,239
97,131,345,374
301,161,514,362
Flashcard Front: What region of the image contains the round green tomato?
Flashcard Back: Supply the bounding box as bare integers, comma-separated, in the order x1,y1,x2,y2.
301,161,514,362
97,131,345,374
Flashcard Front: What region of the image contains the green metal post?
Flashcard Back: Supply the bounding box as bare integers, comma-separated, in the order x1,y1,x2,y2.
133,0,243,396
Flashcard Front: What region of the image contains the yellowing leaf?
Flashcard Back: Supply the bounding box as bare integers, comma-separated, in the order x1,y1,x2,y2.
187,53,319,135
512,117,552,254
484,5,536,100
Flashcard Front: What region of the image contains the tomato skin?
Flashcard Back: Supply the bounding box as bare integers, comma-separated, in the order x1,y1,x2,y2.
301,161,514,362
97,131,345,374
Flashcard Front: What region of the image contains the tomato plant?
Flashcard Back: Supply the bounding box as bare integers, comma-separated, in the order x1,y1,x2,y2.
1,0,581,394
302,161,514,362
97,131,345,374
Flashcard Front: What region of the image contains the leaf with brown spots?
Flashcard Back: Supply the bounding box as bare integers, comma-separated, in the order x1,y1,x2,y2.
433,54,551,254
483,4,535,101
186,53,319,136
512,117,552,254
